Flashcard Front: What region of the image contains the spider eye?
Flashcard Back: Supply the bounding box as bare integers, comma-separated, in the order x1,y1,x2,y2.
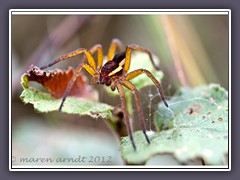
103,66,111,70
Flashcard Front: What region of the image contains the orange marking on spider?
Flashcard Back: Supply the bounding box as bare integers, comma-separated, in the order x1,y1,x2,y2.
40,38,168,151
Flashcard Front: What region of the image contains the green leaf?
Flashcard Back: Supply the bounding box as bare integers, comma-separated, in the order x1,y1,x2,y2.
20,75,114,119
104,52,164,96
120,84,228,165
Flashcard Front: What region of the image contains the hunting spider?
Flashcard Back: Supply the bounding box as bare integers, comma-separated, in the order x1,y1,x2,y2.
40,38,168,150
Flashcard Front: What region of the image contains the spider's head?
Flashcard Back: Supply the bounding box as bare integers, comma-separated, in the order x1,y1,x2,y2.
99,61,119,86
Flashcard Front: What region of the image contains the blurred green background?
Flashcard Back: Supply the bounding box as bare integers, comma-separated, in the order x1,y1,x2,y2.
11,14,229,166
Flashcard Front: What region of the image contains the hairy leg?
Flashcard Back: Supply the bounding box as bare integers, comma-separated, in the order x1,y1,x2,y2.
40,48,96,70
116,83,136,151
125,69,168,107
107,38,124,61
124,45,160,73
121,80,151,145
59,63,95,111
83,44,104,69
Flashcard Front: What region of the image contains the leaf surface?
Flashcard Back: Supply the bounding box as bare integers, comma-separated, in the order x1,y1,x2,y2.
20,72,113,119
120,84,228,165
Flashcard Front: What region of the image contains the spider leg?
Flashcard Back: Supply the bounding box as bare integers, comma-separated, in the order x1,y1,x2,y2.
121,80,151,145
107,38,124,61
40,48,96,70
126,69,168,108
83,44,104,69
115,83,136,151
59,63,95,111
124,45,160,73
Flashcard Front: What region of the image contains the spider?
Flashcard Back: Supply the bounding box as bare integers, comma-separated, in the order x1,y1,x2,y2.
40,38,168,151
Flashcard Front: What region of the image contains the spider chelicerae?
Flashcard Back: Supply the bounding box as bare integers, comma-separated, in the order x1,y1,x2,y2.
40,38,168,150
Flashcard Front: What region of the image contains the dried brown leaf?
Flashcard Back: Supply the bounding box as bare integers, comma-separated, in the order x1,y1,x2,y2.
25,65,98,100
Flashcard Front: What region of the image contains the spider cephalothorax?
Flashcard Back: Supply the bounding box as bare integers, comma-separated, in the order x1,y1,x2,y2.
99,51,126,86
99,60,119,86
40,38,168,151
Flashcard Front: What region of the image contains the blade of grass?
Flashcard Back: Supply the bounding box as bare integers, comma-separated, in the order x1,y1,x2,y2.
160,15,189,87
